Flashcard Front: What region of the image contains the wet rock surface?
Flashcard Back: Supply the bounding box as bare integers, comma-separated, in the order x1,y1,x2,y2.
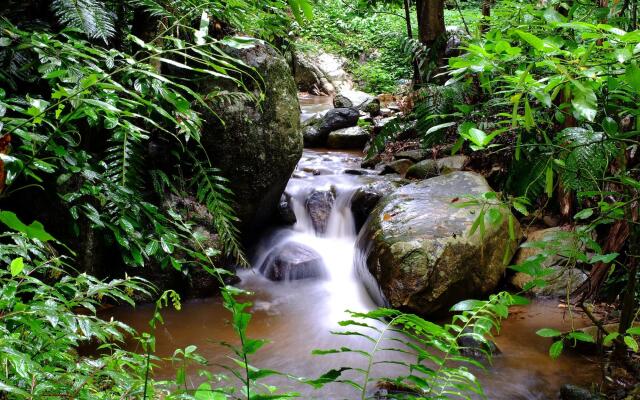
357,171,521,315
327,126,369,149
259,242,327,281
318,107,360,135
303,125,324,147
306,188,336,234
380,159,414,177
560,384,603,400
293,51,353,95
277,193,297,225
405,155,468,179
457,328,501,362
350,179,407,233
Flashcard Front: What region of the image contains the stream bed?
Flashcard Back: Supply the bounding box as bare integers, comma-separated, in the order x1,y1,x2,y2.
108,97,601,399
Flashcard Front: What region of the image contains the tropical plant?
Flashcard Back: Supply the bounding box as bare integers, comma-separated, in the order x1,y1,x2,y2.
311,292,526,399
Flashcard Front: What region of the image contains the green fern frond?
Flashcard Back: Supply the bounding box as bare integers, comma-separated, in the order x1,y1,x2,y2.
127,0,174,19
415,83,467,146
51,0,115,42
103,127,148,191
556,128,618,194
190,156,246,266
505,150,550,201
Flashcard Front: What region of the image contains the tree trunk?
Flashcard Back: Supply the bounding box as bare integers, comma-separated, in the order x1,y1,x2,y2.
416,0,445,46
404,0,421,86
480,0,491,33
415,0,446,79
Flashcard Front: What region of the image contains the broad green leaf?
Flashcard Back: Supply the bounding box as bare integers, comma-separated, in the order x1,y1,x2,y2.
536,328,562,337
625,62,640,91
590,253,618,264
10,257,24,276
624,335,639,352
571,85,597,121
603,332,620,346
0,212,56,242
568,331,594,343
549,340,564,359
574,208,593,220
451,299,486,312
194,383,225,400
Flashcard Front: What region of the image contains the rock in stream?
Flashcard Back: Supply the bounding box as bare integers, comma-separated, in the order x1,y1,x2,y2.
356,171,521,316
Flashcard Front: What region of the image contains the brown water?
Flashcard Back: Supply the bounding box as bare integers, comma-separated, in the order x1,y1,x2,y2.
299,93,334,123
108,99,601,399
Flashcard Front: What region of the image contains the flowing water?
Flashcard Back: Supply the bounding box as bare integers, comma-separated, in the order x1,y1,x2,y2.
108,96,601,399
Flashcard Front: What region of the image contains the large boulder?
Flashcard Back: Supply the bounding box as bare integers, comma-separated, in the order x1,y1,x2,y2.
350,179,408,233
293,51,353,95
357,172,521,315
259,242,326,281
306,189,336,234
318,108,360,135
199,39,302,236
327,126,369,149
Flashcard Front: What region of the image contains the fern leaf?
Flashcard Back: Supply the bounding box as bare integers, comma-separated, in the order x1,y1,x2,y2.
556,128,618,193
51,0,115,42
191,156,246,266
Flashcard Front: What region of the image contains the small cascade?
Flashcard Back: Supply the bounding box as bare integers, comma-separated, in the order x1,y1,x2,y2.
251,149,377,321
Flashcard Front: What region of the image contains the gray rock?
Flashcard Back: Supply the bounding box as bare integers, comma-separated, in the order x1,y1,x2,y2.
510,227,589,296
306,189,336,234
381,159,414,177
319,108,360,135
327,126,370,149
373,116,398,133
333,89,375,109
278,193,297,225
560,384,603,400
259,242,326,281
393,149,430,163
361,153,382,169
457,328,501,362
406,159,439,180
199,39,302,236
406,156,468,179
357,172,521,315
293,51,353,95
303,125,325,147
350,179,407,233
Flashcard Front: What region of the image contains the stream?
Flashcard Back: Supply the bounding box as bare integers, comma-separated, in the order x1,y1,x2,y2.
109,96,601,399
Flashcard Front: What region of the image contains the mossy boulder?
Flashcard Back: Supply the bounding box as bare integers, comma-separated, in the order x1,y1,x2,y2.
200,39,302,236
357,172,521,316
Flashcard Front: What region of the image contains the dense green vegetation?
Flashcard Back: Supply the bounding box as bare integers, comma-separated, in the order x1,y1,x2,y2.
1,0,640,398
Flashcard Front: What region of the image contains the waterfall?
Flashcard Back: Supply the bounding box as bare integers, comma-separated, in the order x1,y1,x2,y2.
251,150,377,322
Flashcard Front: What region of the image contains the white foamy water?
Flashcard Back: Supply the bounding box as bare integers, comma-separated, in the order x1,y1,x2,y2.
251,151,377,325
